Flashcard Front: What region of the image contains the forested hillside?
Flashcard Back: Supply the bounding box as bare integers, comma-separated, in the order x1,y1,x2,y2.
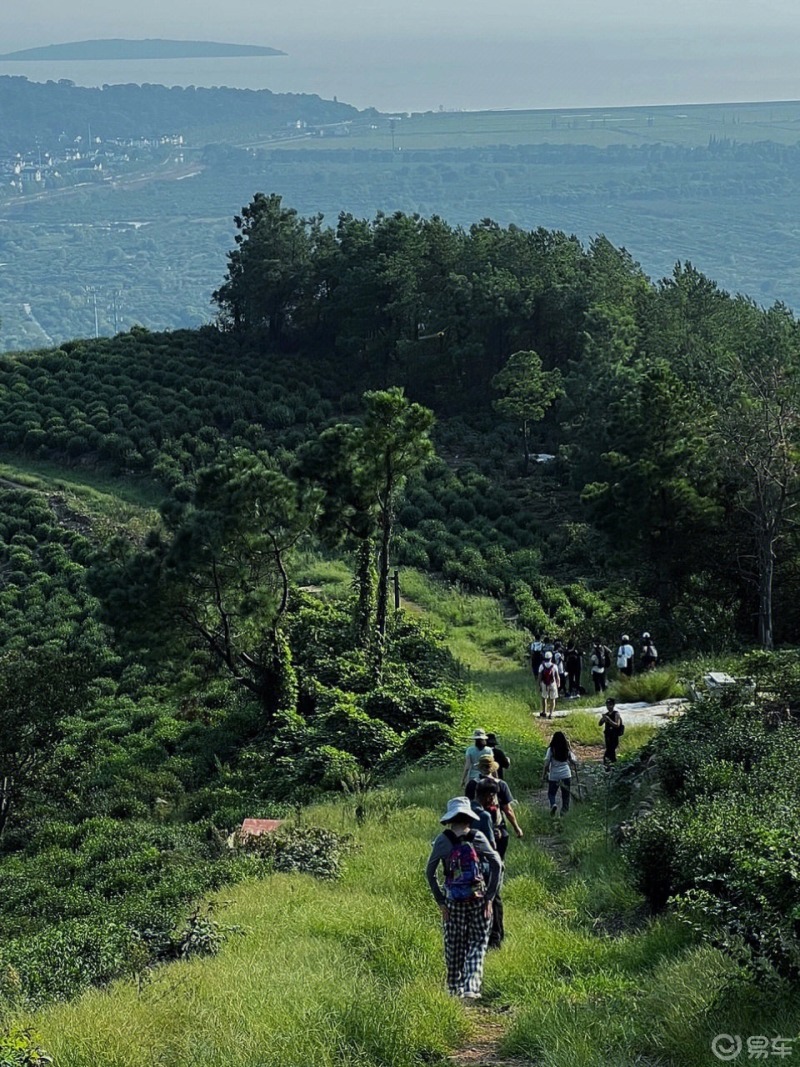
1,201,799,1064
0,76,364,151
3,82,800,351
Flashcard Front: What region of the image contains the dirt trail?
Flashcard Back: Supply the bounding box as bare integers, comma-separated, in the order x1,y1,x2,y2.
449,1007,529,1067
450,721,606,1065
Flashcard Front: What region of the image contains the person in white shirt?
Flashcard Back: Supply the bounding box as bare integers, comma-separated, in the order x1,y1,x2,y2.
616,634,634,677
538,651,560,718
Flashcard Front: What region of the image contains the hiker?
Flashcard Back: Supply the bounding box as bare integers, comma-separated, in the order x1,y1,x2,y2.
461,729,493,789
565,641,582,697
599,697,625,764
529,635,544,676
590,640,607,693
616,634,634,677
538,650,560,718
553,642,567,689
465,755,524,858
542,730,578,816
425,796,502,999
472,777,505,948
485,733,510,780
469,779,498,847
641,632,658,671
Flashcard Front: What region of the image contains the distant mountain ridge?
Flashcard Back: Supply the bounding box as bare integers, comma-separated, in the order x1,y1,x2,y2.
0,39,286,61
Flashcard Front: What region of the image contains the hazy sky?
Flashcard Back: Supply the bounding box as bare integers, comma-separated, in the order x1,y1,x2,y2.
4,0,800,112
5,0,800,51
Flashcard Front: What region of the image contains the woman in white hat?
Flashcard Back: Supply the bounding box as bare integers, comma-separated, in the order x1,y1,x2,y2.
460,729,494,789
425,796,502,999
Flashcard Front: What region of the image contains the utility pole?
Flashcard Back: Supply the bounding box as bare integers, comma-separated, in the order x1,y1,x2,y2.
85,286,99,338
109,288,122,334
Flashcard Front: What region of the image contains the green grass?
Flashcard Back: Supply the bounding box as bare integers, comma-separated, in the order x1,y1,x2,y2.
608,668,686,703
290,552,353,597
0,453,162,508
24,581,800,1066
0,453,161,541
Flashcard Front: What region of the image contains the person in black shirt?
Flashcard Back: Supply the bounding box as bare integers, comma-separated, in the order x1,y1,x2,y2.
465,757,524,859
565,643,582,697
599,697,624,764
485,733,510,780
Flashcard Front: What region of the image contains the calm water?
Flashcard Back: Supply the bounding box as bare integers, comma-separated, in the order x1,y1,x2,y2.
1,32,799,113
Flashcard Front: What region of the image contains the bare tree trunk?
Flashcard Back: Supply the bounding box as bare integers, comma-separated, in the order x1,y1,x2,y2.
0,776,12,839
757,533,775,649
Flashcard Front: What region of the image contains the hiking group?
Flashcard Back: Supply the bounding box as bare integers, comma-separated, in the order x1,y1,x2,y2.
426,710,625,1000
530,632,658,714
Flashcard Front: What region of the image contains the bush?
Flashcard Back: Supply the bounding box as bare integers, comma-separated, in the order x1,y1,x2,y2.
0,1026,53,1067
623,695,800,977
610,669,684,704
235,826,354,879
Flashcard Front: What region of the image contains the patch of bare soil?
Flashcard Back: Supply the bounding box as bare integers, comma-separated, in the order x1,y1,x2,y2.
450,1008,531,1067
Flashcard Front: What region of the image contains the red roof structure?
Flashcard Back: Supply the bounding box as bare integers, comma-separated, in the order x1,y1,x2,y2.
239,818,284,837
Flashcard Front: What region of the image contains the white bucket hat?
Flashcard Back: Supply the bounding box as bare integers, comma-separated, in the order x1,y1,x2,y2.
472,729,488,740
440,797,480,824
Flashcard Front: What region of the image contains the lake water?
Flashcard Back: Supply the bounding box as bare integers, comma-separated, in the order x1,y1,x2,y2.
1,32,799,113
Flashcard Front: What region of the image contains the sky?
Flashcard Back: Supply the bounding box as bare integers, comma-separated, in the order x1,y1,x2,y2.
5,0,800,51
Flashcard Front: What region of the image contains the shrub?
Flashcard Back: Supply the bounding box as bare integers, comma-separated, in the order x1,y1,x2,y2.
611,669,684,704
623,696,800,977
0,1026,53,1067
236,826,354,879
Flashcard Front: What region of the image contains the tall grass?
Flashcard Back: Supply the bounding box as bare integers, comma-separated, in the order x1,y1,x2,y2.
609,668,685,703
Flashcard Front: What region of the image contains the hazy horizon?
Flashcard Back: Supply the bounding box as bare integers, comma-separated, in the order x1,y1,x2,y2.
4,0,800,113
2,30,800,114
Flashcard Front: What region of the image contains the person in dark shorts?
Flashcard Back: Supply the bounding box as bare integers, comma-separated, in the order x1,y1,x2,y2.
599,697,624,764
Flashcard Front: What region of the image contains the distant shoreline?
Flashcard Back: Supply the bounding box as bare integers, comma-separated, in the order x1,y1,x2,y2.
0,39,286,62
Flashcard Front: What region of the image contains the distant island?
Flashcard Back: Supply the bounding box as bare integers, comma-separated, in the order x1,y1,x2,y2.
0,39,286,61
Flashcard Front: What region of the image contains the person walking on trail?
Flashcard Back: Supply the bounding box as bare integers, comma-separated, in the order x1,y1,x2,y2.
465,755,524,858
565,641,582,697
472,778,505,949
461,729,493,789
529,635,544,677
553,642,567,691
590,640,607,693
542,730,578,816
599,697,625,764
425,796,502,1000
641,632,658,671
616,635,634,677
485,733,510,780
538,650,560,718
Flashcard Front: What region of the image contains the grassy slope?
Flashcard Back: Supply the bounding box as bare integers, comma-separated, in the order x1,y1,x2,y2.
0,454,161,541
30,576,800,1066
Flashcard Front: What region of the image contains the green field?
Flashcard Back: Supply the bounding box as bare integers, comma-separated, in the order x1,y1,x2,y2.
265,98,800,151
